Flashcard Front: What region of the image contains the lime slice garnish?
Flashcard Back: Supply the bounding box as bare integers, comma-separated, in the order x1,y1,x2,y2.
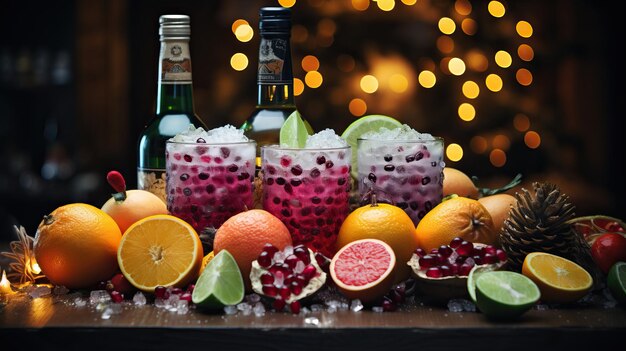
280,110,310,148
340,114,402,179
467,265,499,303
192,250,244,309
475,271,540,319
608,261,626,304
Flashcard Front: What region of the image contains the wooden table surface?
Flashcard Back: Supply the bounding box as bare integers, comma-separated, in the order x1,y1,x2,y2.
2,291,625,351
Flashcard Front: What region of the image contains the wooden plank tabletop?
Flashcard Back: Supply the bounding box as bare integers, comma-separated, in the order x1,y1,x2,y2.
2,291,625,351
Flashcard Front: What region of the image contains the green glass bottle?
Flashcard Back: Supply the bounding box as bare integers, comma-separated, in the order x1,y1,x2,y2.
137,14,207,202
240,7,311,165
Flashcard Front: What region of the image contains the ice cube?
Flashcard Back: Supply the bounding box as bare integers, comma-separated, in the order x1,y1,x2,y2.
237,302,252,316
447,299,464,313
246,293,261,304
350,299,364,312
223,305,238,315
29,285,51,299
304,317,320,326
101,307,113,320
372,306,384,313
89,290,111,305
310,304,324,312
132,292,147,306
253,302,266,317
305,129,348,149
360,124,434,141
176,300,189,315
74,297,87,307
53,285,69,295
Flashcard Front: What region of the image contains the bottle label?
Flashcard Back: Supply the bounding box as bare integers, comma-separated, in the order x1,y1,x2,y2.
160,41,192,84
258,38,289,84
137,168,167,204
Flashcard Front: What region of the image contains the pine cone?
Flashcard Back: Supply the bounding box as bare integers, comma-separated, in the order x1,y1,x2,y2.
500,182,601,286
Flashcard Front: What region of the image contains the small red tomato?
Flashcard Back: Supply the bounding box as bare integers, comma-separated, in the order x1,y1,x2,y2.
591,233,626,274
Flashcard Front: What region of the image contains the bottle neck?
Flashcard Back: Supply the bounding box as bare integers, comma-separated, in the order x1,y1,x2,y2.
257,32,294,108
156,39,195,114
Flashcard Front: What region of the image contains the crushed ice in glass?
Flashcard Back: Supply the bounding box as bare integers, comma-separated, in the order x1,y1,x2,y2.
360,124,434,141
170,124,249,143
305,129,348,149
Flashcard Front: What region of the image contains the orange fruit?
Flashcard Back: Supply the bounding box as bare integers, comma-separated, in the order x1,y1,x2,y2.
415,196,497,252
330,239,396,303
101,189,168,235
213,209,292,290
336,203,418,282
117,214,203,292
443,168,479,199
478,193,517,233
201,251,215,272
34,203,122,289
522,252,593,304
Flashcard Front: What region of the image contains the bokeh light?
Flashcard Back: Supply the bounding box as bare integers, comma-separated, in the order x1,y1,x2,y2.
461,18,478,35
470,136,488,154
418,70,436,88
518,44,534,61
448,58,466,76
230,53,248,71
458,103,476,121
402,0,417,5
349,98,367,116
437,36,455,54
291,25,309,43
337,54,356,72
446,143,464,162
305,71,323,88
360,75,379,93
234,23,254,42
455,0,472,15
488,1,506,18
489,149,507,167
462,81,480,99
377,0,395,11
389,74,409,93
231,19,249,34
301,55,320,72
524,131,541,149
293,78,305,96
352,0,369,11
466,50,489,72
438,17,456,35
516,21,533,38
278,0,296,7
513,114,531,132
485,74,503,92
495,50,512,68
493,134,511,150
516,68,533,86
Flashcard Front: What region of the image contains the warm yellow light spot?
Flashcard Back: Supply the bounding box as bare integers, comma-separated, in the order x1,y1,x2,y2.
493,134,511,150
235,24,254,42
293,78,305,96
446,143,464,162
488,1,506,18
352,0,370,11
349,98,368,116
436,36,455,54
278,0,297,7
389,74,409,93
31,261,41,274
490,149,507,167
438,17,456,35
455,0,472,15
418,70,436,88
301,55,320,72
466,50,488,72
231,19,249,35
470,136,488,154
360,75,379,93
516,21,533,38
230,53,249,71
524,131,541,149
318,18,337,37
337,54,355,72
518,44,534,61
462,81,480,99
458,103,476,121
495,50,512,68
485,74,503,92
461,18,477,35
305,71,323,88
401,0,417,5
292,25,309,43
377,0,396,11
513,113,530,132
448,57,466,76
0,270,14,295
516,68,533,86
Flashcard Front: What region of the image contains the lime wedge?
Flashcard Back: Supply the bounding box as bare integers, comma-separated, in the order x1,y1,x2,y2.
192,250,244,309
608,261,626,304
340,114,402,179
475,271,540,320
280,110,310,148
467,265,499,303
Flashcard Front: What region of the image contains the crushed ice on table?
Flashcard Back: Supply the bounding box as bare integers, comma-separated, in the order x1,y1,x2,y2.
74,297,87,307
360,124,435,141
372,306,384,313
447,299,476,313
350,299,364,312
253,302,266,317
304,317,320,326
237,302,253,316
305,129,348,149
246,293,261,304
132,292,147,306
176,300,189,315
224,305,238,315
89,290,111,305
170,124,249,143
53,285,69,295
28,285,51,299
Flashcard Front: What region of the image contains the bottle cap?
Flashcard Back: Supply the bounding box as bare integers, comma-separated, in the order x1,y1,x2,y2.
159,14,190,39
259,7,291,33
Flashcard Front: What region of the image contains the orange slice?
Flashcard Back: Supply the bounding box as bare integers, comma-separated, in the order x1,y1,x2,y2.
521,252,593,304
117,214,203,292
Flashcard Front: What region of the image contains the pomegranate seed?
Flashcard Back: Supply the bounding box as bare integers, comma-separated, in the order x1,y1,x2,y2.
180,292,192,302
426,267,442,278
290,281,303,295
262,284,278,297
438,245,453,258
262,243,279,256
430,248,439,255
440,265,452,277
154,286,169,299
419,255,436,269
110,291,124,303
290,300,301,314
279,286,291,300
315,252,330,272
449,237,463,249
257,251,272,268
456,241,474,256
293,246,310,264
414,248,426,257
391,289,404,303
485,245,497,256
170,287,183,295
432,253,445,264
459,263,473,276
269,263,290,276
473,255,483,265
295,274,309,287
450,263,460,275
186,284,195,293
382,298,396,312
284,254,299,269
302,265,317,280
273,298,286,311
473,246,486,258
483,253,497,264
261,273,274,285
496,249,507,262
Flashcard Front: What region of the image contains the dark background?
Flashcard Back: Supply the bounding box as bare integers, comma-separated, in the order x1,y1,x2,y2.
1,0,624,238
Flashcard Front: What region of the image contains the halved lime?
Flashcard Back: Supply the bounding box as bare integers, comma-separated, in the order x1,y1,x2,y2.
280,110,309,148
340,114,402,179
467,265,499,303
191,250,244,309
608,261,626,304
475,271,540,320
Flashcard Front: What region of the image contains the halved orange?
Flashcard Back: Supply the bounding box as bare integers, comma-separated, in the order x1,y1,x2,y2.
117,214,203,292
521,252,593,304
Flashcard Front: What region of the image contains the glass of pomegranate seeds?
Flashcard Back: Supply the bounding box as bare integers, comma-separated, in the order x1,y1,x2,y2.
261,144,352,258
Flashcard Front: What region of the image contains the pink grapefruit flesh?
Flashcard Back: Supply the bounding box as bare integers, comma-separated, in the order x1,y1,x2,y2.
330,239,396,303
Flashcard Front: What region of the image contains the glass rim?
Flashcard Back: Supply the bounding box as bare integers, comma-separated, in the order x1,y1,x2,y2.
357,136,444,143
166,139,257,146
261,144,351,152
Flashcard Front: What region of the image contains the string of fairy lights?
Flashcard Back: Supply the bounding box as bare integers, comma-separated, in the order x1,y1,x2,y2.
228,0,539,169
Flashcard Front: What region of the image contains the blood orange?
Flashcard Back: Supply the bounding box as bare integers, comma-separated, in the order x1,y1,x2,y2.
329,239,396,303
